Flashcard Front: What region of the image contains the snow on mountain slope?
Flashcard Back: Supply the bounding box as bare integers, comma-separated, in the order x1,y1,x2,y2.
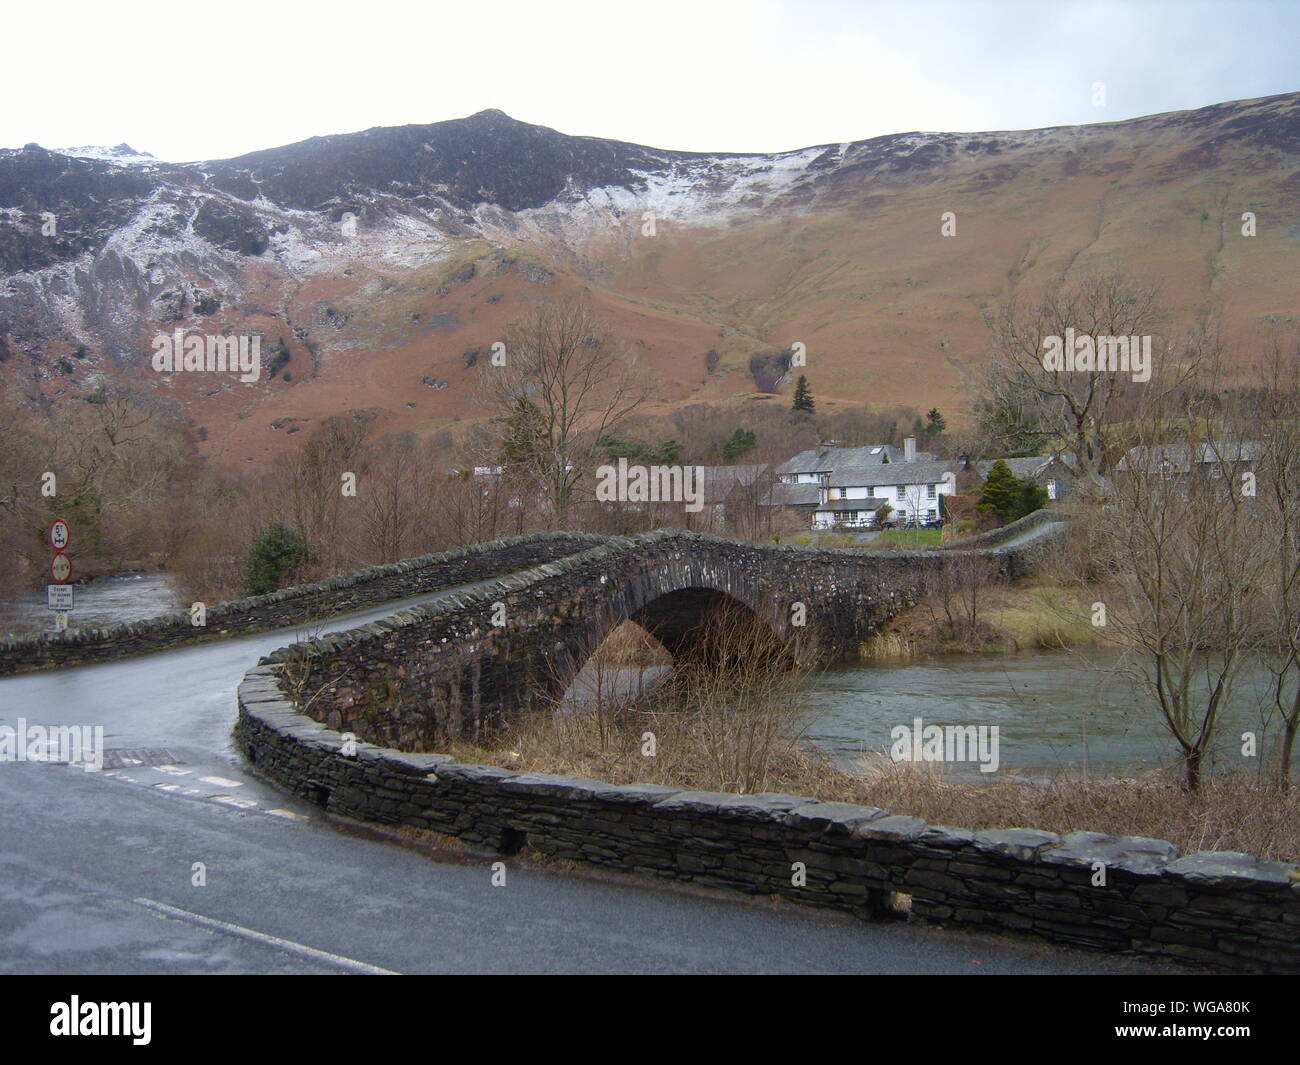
55,144,160,167
0,92,1295,470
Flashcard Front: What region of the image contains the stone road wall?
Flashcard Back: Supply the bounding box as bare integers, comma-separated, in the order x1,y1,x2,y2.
237,664,1300,974
0,532,605,675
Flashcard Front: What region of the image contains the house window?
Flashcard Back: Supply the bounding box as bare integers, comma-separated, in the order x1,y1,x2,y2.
1046,478,1058,500
865,486,873,497
896,485,905,496
926,484,936,500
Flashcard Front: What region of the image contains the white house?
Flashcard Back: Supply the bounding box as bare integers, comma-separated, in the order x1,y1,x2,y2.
812,460,957,528
776,437,936,486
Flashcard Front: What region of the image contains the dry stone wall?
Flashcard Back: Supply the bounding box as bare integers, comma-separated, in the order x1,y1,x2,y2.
236,666,1300,974
0,532,605,675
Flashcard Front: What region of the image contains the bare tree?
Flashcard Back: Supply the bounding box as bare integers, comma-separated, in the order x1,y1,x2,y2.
281,414,370,572
476,294,648,523
0,385,51,589
985,270,1182,490
1248,338,1300,788
923,553,1001,651
1092,362,1271,791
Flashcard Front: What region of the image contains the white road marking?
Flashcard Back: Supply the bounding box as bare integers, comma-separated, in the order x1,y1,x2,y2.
132,898,398,975
154,766,192,776
94,767,311,822
211,795,258,809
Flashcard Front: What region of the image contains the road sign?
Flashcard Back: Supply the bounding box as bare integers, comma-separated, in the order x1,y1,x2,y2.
47,519,70,552
47,584,73,610
53,612,69,631
50,552,73,583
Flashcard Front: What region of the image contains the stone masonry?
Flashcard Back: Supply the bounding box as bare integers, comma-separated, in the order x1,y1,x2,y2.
236,665,1300,973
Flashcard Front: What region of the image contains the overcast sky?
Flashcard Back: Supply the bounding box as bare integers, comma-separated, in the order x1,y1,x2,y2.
7,0,1298,161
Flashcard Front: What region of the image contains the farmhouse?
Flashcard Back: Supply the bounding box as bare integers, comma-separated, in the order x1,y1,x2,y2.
775,439,1071,530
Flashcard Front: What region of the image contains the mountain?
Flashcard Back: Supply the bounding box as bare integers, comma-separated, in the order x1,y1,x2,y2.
1,94,1297,468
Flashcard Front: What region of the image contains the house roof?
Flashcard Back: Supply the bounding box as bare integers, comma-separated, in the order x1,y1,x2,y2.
975,456,1057,481
827,460,956,488
764,482,820,507
697,464,770,503
821,454,1065,489
776,443,935,475
1116,442,1261,473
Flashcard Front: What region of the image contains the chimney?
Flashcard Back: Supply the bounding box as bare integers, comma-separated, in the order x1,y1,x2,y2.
904,437,917,462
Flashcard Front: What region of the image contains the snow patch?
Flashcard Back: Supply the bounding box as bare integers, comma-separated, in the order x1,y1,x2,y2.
55,144,160,167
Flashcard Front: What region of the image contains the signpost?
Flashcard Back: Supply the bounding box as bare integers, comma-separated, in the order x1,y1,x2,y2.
47,519,70,552
50,552,72,584
47,518,72,632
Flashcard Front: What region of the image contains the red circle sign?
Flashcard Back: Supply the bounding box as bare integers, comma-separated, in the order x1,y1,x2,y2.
47,519,70,551
50,552,73,584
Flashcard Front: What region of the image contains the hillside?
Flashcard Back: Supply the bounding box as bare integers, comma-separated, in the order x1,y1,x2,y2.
1,92,1296,469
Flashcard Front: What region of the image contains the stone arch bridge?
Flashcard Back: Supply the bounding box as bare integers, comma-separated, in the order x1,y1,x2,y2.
269,513,1064,752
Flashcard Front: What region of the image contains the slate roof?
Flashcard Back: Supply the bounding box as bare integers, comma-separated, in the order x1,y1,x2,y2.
826,460,956,488
976,456,1057,481
777,444,934,475
1116,442,1261,474
697,464,769,502
765,482,820,507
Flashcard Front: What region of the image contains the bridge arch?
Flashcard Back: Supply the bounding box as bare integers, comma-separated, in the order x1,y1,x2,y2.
546,561,809,708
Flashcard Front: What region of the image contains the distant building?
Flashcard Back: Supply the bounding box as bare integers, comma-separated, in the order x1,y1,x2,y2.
1115,442,1260,490
776,437,936,485
773,438,1071,530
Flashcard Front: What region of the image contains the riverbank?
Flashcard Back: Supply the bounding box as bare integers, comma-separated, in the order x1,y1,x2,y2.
861,577,1106,660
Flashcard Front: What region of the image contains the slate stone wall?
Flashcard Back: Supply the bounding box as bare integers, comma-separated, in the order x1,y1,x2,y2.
0,532,606,675
237,665,1300,973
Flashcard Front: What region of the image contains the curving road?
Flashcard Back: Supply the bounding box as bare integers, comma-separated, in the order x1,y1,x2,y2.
0,583,1175,974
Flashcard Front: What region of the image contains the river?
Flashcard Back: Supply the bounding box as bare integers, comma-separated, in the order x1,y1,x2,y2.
0,573,183,638
804,649,1279,780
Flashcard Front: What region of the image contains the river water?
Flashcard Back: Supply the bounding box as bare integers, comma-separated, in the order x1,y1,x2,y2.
804,649,1278,780
0,573,183,638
